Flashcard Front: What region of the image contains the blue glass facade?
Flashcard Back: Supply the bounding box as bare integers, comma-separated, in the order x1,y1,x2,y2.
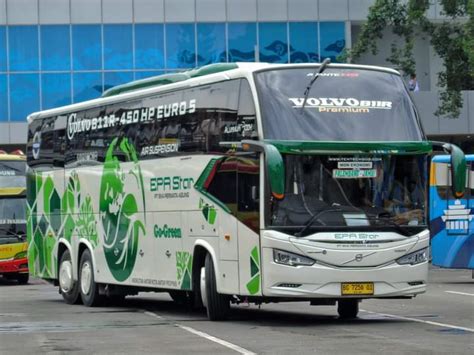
0,21,346,122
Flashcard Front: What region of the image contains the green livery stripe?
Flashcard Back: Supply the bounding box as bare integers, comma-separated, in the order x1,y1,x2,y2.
194,158,221,190
247,246,261,295
266,140,433,155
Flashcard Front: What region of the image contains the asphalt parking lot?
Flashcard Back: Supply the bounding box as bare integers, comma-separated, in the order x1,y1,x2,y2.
0,267,472,354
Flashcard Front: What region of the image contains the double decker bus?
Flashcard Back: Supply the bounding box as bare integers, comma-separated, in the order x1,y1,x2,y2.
0,151,28,284
430,155,473,271
26,62,466,320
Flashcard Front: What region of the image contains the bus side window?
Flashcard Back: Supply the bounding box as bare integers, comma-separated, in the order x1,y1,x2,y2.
27,115,65,169
236,154,260,233
237,79,257,140
206,158,237,214
434,162,450,200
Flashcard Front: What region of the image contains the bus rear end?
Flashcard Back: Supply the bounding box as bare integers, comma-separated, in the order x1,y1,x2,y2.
0,153,28,284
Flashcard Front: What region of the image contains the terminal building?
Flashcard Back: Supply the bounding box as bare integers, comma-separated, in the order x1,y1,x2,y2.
0,0,472,152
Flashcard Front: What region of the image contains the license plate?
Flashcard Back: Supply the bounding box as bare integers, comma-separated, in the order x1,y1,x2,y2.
341,282,374,295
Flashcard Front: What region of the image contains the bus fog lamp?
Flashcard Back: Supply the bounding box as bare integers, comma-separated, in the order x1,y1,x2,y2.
273,249,314,267
396,248,428,265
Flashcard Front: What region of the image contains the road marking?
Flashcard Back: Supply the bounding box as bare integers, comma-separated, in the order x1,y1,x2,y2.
445,290,474,297
144,311,256,355
361,309,474,333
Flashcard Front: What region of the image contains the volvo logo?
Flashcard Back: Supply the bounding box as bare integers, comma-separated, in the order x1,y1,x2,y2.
342,251,376,265
32,131,41,160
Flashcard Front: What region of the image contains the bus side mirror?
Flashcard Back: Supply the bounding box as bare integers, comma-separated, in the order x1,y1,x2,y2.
435,143,466,198
241,140,285,200
449,144,467,198
431,141,467,198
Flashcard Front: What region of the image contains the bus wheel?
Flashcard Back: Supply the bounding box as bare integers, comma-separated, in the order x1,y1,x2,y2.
16,273,29,285
79,249,103,307
59,250,80,304
201,253,230,321
337,299,359,319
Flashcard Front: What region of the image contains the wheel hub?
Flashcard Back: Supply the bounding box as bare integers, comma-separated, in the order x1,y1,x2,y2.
59,260,73,293
80,261,92,296
200,267,207,308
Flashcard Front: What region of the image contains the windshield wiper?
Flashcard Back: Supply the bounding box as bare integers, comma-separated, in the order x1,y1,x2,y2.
0,228,26,241
364,213,415,236
300,58,331,112
295,208,343,237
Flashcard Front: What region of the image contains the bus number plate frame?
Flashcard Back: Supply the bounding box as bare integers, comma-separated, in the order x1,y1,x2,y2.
341,282,374,295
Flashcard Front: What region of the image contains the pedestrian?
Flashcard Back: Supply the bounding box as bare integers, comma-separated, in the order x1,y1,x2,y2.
408,73,419,92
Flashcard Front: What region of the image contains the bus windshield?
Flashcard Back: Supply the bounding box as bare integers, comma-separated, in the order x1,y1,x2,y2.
268,154,427,236
0,197,26,225
0,161,26,188
255,68,424,141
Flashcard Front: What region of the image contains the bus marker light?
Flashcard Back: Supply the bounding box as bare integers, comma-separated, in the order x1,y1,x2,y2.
272,192,284,200
224,235,231,241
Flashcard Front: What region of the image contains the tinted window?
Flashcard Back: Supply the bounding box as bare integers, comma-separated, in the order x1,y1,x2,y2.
27,115,66,168
41,25,71,71
42,73,72,110
206,155,260,232
166,24,196,69
10,74,40,122
228,23,257,62
60,79,256,163
259,22,288,63
255,68,424,141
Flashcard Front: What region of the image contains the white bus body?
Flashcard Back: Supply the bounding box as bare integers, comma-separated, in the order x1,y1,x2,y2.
26,63,430,320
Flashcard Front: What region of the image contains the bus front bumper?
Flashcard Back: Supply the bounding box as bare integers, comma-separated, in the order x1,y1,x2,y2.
0,257,29,275
261,248,428,299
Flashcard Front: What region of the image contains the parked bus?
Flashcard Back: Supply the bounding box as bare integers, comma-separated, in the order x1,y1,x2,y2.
0,151,28,284
26,62,466,320
430,154,473,271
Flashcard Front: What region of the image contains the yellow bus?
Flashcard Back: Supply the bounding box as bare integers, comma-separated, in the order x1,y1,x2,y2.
0,151,28,284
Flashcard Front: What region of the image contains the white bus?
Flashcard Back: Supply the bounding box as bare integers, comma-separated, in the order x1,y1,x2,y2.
26,62,466,320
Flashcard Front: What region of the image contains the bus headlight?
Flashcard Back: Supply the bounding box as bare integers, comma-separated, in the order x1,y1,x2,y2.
396,248,428,265
273,249,315,267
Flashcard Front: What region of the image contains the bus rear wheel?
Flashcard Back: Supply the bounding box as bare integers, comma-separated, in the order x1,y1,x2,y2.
59,250,80,304
200,253,230,321
79,249,103,307
337,299,359,319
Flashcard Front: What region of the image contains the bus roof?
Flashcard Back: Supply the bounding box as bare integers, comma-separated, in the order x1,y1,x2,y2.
27,62,401,124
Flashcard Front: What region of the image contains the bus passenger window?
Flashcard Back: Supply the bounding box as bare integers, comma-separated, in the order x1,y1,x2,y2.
237,155,260,232
206,158,237,214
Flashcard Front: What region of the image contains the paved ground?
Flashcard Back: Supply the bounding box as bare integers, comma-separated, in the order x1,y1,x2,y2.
0,267,472,354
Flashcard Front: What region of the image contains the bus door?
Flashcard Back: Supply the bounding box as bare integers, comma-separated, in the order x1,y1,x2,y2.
430,155,473,269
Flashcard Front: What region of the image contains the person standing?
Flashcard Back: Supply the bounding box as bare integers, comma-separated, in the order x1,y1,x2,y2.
408,73,420,92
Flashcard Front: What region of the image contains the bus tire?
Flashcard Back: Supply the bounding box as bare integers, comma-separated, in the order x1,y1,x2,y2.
59,250,80,304
16,273,29,285
202,253,229,321
79,249,103,307
337,299,359,319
